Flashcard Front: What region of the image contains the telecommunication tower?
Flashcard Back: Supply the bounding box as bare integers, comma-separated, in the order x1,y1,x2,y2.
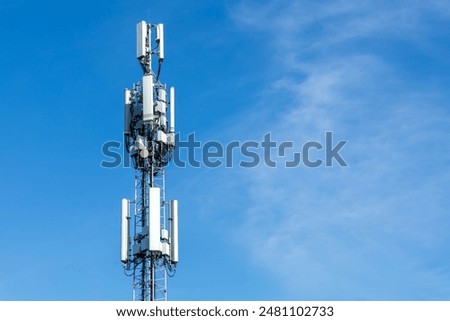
121,20,178,301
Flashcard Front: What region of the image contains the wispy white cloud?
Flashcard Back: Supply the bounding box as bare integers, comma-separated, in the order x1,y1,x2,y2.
225,0,450,299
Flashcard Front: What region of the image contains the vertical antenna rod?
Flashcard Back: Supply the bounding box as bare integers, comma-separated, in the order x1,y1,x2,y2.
121,20,178,301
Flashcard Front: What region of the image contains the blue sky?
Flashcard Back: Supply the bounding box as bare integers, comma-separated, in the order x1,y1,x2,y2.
1,0,449,300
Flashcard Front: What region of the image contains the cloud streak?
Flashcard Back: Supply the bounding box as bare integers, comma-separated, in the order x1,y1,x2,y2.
227,0,450,299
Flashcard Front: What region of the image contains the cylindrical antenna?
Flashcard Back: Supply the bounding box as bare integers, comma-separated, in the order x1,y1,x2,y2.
121,198,130,263
169,87,175,133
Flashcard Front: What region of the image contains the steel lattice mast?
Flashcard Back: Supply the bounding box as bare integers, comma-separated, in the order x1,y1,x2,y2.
121,21,178,301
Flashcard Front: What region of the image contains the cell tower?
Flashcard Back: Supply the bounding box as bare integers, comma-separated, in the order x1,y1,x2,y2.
121,20,178,301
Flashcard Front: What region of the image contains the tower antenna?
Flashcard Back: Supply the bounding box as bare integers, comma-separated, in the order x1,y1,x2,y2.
121,20,178,301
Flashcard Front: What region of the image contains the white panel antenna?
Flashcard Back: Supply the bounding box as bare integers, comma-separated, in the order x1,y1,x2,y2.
136,21,148,59
156,24,164,61
121,198,130,263
149,188,162,252
170,200,178,264
169,87,175,133
124,89,132,135
142,74,154,122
